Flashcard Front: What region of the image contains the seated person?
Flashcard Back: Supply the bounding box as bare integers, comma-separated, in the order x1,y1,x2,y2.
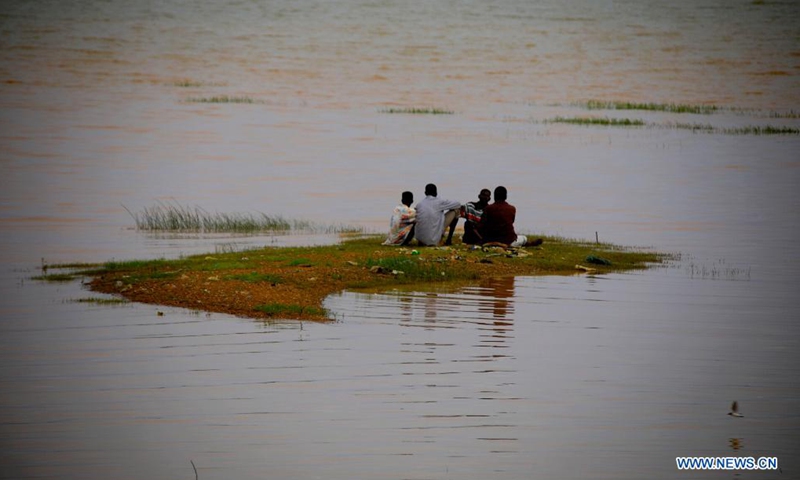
479,186,543,248
414,183,461,246
461,188,491,245
383,191,416,246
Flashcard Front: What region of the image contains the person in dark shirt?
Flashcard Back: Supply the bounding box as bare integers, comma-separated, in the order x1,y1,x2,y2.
461,188,491,245
479,186,543,247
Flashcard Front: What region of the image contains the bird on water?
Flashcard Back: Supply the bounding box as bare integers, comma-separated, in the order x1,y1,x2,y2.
728,401,743,417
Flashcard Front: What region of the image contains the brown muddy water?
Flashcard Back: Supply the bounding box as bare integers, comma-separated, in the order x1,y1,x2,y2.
1,1,799,479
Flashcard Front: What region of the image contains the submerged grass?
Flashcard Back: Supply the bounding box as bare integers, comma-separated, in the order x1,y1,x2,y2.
545,117,800,135
718,125,799,135
665,123,800,135
43,262,102,270
768,110,799,119
85,234,666,321
185,95,261,104
70,297,130,305
379,107,454,115
171,80,227,87
171,80,205,87
578,99,798,119
32,273,78,282
33,261,105,282
545,116,646,126
124,203,364,234
581,100,719,114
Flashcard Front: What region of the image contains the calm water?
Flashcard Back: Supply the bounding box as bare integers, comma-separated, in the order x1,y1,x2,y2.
1,0,799,479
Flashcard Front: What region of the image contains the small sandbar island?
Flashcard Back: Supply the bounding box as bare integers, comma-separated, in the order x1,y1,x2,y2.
72,235,665,321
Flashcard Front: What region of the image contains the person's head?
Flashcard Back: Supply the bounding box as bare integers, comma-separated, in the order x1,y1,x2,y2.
478,188,491,205
425,183,438,197
401,191,414,207
494,186,508,202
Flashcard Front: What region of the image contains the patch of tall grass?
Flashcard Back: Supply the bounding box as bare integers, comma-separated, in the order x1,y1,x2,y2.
379,107,454,115
185,95,261,104
669,122,715,133
670,123,800,135
736,125,800,135
575,101,800,119
171,80,227,87
70,297,130,305
43,262,102,270
31,273,77,282
545,116,646,126
582,100,719,114
768,110,799,119
171,80,205,87
544,117,799,135
124,203,364,234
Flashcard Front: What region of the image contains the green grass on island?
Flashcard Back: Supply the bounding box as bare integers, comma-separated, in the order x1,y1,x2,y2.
59,234,667,321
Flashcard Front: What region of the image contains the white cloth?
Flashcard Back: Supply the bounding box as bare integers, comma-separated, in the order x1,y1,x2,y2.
509,235,528,247
382,204,416,245
414,195,461,245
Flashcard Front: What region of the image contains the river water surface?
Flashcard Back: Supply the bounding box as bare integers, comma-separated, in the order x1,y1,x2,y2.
1,1,799,479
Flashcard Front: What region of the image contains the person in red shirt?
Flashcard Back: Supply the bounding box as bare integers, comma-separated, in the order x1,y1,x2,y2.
479,186,543,247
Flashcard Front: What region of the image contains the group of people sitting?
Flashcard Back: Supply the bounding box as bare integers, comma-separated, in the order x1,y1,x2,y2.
383,183,543,248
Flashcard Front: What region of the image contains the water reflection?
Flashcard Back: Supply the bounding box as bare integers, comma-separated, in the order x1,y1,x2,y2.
729,437,743,451
467,277,516,352
360,277,519,355
471,276,516,320
373,277,518,325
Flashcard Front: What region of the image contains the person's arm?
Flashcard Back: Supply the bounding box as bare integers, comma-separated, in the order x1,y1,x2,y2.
439,198,462,212
478,208,489,239
400,207,415,223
